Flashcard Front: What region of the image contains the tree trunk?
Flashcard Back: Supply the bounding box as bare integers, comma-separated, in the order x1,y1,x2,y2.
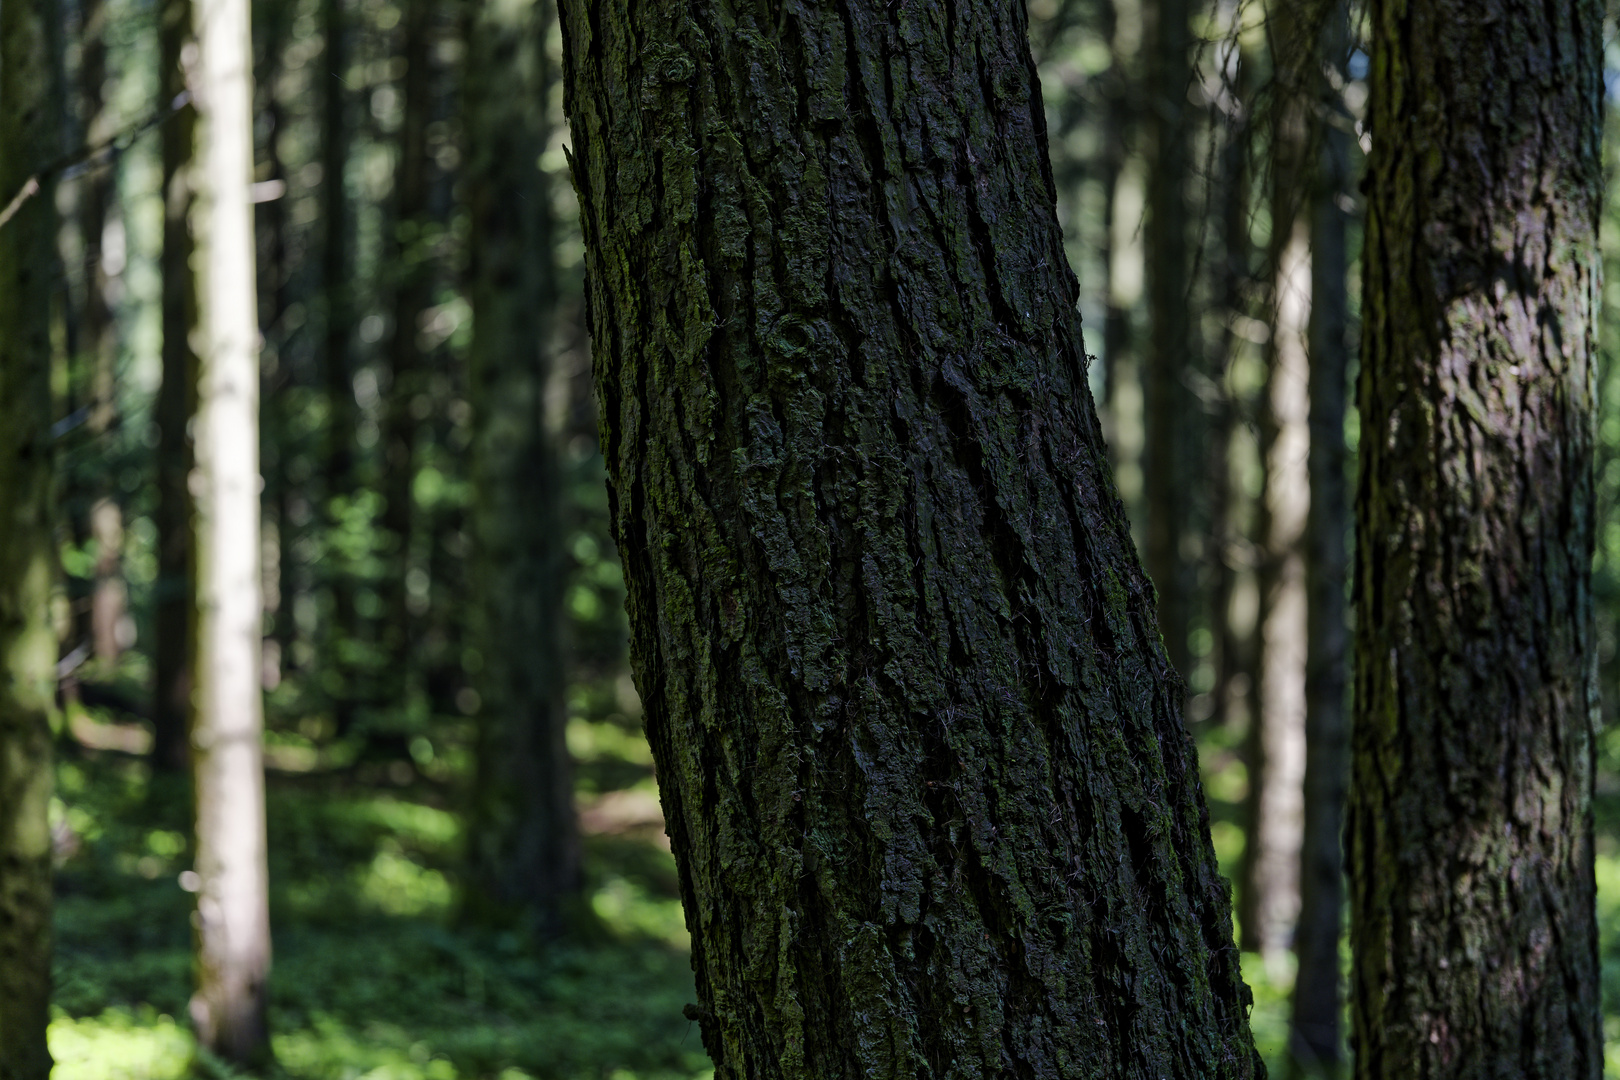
1288,6,1350,1075
1143,0,1192,682
560,2,1261,1075
378,0,434,731
0,0,59,1071
1350,2,1603,1076
321,0,359,731
1239,5,1314,959
153,0,200,773
462,0,578,926
185,0,272,1060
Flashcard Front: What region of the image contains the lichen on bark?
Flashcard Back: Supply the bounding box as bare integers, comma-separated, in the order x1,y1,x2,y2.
560,1,1261,1076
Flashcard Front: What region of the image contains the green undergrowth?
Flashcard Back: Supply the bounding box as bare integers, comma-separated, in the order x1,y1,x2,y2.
49,716,711,1080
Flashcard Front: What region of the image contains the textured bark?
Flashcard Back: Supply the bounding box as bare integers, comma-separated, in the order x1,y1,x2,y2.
1142,0,1192,681
560,1,1260,1076
462,0,579,927
153,0,199,773
1349,1,1603,1076
0,0,58,1071
185,0,272,1059
1287,8,1350,1076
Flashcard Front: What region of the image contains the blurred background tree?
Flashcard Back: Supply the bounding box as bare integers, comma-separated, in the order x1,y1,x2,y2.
5,0,1620,1076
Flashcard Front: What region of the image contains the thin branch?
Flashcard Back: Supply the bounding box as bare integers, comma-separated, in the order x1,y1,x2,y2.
0,90,191,231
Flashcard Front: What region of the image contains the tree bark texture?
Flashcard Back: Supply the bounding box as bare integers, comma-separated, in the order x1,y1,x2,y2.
1142,0,1192,682
560,2,1261,1076
463,0,579,927
0,0,58,1071
1288,7,1350,1075
153,0,200,773
1350,1,1603,1076
185,0,273,1059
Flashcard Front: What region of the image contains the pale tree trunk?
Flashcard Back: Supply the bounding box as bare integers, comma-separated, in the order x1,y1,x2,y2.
462,0,578,927
185,0,272,1059
0,0,59,1070
1238,2,1313,957
91,498,128,663
560,0,1262,1074
1249,219,1309,964
1350,0,1603,1075
153,0,199,774
1288,4,1352,1075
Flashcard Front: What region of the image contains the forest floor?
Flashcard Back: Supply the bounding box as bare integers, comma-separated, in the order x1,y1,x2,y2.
46,704,1620,1079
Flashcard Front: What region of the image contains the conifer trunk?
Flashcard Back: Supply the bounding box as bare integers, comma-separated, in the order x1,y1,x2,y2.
153,0,199,773
1288,6,1351,1074
463,0,578,926
1143,0,1192,681
560,2,1260,1075
0,0,59,1070
185,0,272,1058
1350,1,1603,1075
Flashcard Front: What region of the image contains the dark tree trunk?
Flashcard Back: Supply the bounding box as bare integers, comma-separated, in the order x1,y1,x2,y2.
1349,1,1603,1076
559,2,1260,1076
461,0,578,927
0,0,59,1072
377,0,434,728
152,0,200,774
1142,0,1192,682
1288,6,1351,1076
322,0,359,731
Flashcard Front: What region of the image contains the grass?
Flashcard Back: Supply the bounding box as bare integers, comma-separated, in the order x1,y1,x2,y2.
50,705,1620,1078
49,711,712,1080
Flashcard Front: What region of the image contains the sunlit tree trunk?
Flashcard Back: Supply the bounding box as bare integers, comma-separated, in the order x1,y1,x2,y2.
461,0,578,928
153,0,200,774
1350,1,1603,1075
0,0,59,1071
184,0,272,1059
1239,3,1312,958
1288,5,1351,1075
1142,0,1192,681
560,0,1262,1074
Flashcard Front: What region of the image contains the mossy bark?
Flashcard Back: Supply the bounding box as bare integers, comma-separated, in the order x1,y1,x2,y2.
0,0,59,1071
560,2,1260,1075
462,0,579,927
1349,1,1603,1076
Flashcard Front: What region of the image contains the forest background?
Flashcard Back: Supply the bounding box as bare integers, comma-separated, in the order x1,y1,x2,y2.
20,0,1620,1077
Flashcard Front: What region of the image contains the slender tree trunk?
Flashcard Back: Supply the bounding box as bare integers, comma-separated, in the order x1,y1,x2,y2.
153,0,200,773
322,0,359,731
1143,0,1192,681
378,0,433,730
1350,1,1603,1076
462,0,577,926
560,1,1261,1075
0,0,59,1071
1288,6,1351,1075
185,0,272,1059
1210,27,1251,735
1240,4,1314,958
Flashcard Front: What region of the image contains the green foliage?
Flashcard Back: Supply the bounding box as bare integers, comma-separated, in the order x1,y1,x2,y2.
51,739,710,1080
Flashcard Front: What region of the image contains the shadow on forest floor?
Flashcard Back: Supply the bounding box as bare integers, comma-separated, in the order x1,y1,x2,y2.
49,711,712,1080
49,706,1620,1079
